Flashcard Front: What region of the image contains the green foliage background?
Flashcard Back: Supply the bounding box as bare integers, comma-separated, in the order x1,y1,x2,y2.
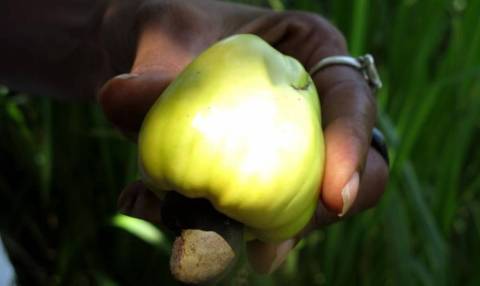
1,0,479,285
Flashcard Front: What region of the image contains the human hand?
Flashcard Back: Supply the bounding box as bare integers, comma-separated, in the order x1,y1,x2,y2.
99,0,389,274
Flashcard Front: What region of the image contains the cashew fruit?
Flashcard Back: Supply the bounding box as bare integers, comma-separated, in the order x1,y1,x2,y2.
139,34,324,242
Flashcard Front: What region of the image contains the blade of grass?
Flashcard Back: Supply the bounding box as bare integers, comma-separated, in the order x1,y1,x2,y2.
402,163,447,282
92,106,116,195
38,97,52,205
437,2,480,233
383,186,415,285
349,0,369,55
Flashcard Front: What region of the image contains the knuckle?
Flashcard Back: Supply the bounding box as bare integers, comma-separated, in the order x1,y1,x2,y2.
136,0,173,26
340,79,377,116
135,1,218,47
136,1,200,31
275,11,347,67
329,78,377,115
283,11,347,50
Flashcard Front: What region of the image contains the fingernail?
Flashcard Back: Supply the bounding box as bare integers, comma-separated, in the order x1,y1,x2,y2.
268,238,296,274
339,172,359,217
114,73,138,80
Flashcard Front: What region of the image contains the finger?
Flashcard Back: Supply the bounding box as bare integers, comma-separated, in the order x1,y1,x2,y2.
247,146,389,273
100,0,270,137
314,65,377,215
98,72,176,138
346,147,389,215
99,3,217,137
118,180,163,225
99,19,199,137
239,12,378,214
313,146,389,227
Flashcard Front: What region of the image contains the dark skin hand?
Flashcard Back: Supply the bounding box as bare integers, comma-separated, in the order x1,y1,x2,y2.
100,0,388,273
0,0,388,274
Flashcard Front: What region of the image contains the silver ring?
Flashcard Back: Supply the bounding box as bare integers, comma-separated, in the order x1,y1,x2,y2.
309,54,383,91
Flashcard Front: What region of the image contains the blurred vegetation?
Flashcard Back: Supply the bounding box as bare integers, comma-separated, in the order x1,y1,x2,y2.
1,0,479,285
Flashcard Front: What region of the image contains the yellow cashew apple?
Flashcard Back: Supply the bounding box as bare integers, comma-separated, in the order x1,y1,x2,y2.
138,34,324,242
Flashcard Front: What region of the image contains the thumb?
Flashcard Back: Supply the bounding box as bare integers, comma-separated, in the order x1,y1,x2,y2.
98,15,202,137
98,71,178,137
